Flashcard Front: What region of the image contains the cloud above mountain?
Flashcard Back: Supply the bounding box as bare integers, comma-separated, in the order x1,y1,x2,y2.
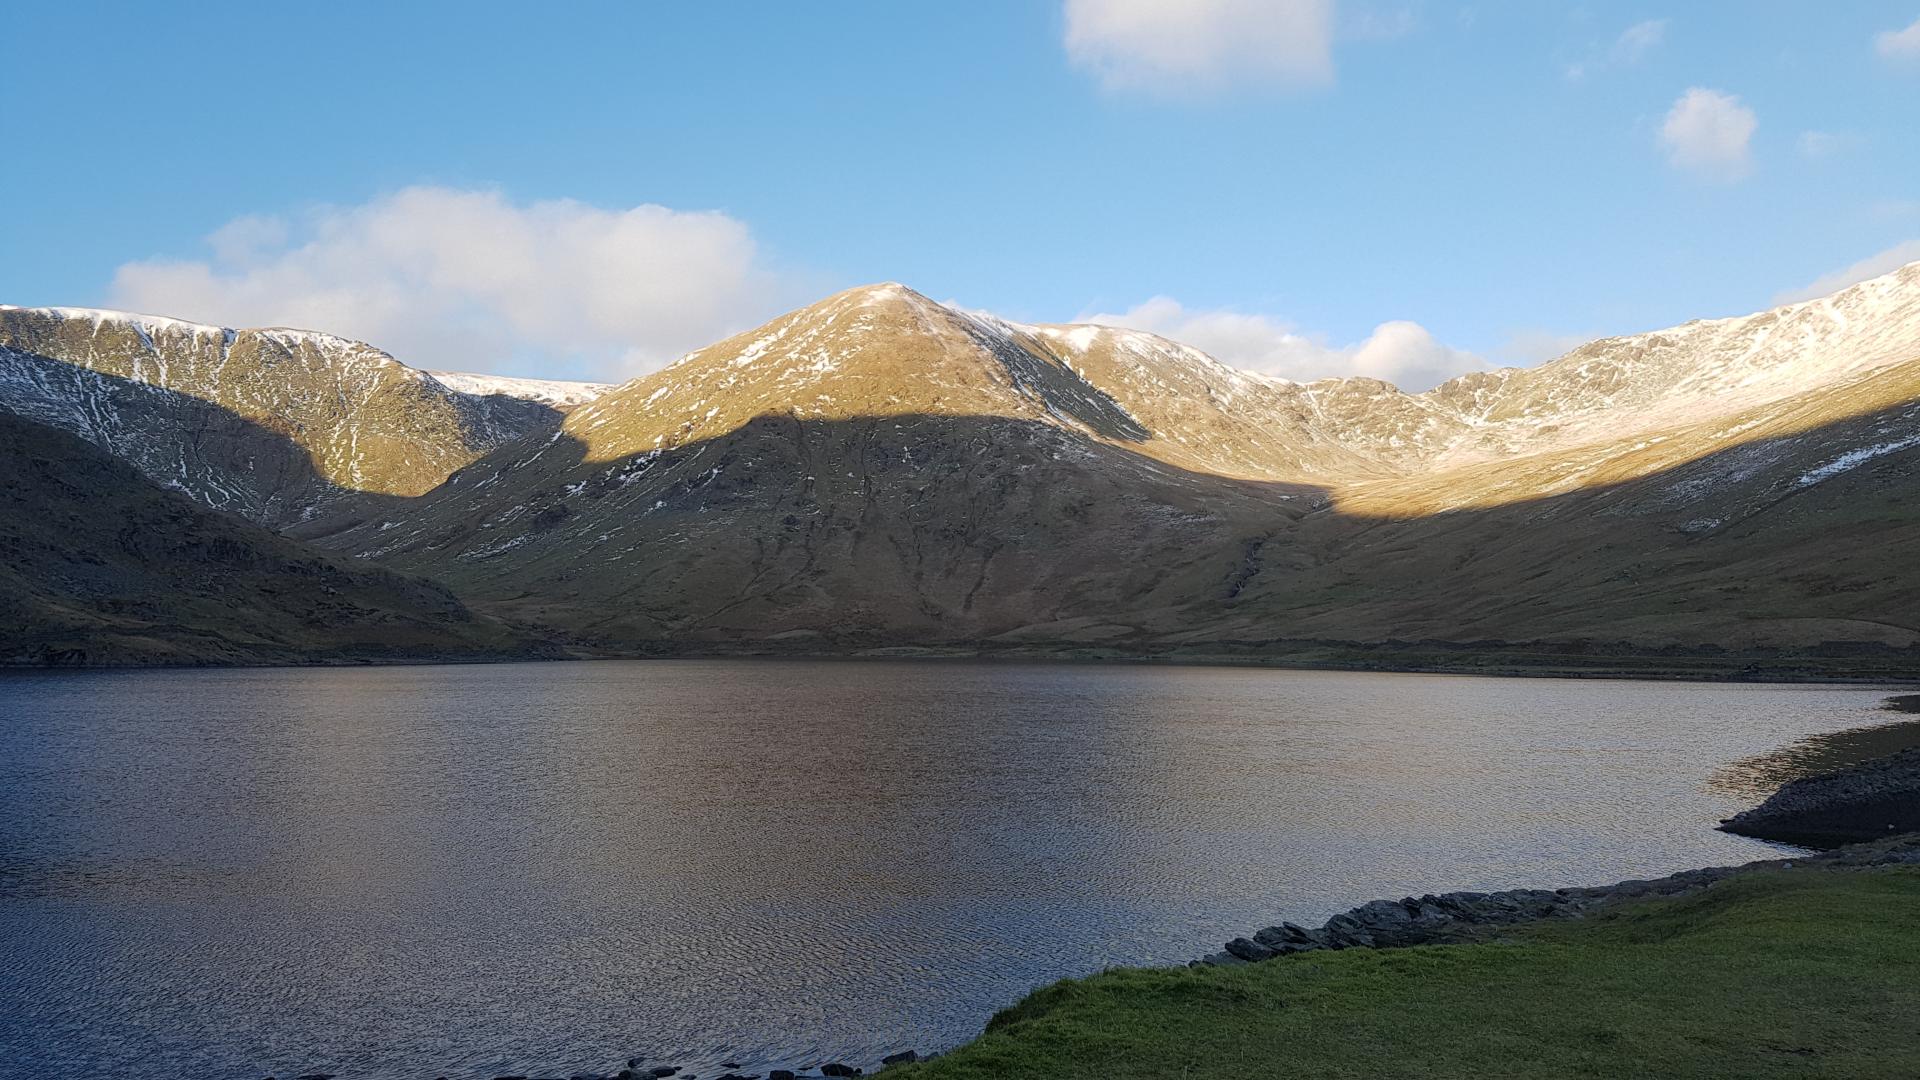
110,187,799,380
1776,241,1920,304
1080,296,1485,390
1658,88,1757,182
1062,0,1334,95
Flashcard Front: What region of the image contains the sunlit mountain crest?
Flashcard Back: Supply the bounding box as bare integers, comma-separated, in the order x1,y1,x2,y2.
0,305,604,524
1,262,1917,655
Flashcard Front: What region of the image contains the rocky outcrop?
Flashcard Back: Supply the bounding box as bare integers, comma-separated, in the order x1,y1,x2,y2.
1196,834,1920,967
1717,746,1920,847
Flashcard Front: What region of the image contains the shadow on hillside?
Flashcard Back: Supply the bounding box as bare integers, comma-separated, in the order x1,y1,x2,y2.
272,398,1920,675
960,319,1152,442
0,344,566,526
289,409,1333,556
8,337,1919,672
0,348,351,524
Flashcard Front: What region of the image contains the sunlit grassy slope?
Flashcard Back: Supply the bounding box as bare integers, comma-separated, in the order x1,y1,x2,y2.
898,867,1920,1080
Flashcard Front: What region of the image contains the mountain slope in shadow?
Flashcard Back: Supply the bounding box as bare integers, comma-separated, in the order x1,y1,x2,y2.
0,305,587,526
6,267,1920,673
291,393,1919,675
296,411,1323,645
1198,399,1920,669
276,276,1920,671
0,412,550,666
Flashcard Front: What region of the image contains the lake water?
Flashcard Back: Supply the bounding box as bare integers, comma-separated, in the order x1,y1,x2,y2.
0,661,1911,1079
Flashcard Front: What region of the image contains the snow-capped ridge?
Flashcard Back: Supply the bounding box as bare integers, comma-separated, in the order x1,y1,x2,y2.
0,303,577,522
0,304,235,343
427,370,609,407
8,256,1919,515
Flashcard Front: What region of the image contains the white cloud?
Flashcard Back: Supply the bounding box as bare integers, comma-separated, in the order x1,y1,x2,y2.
1658,87,1756,182
1796,130,1862,159
109,187,800,381
1062,0,1334,95
1775,240,1920,304
1565,18,1667,80
1876,16,1920,60
1080,297,1486,391
1613,18,1669,62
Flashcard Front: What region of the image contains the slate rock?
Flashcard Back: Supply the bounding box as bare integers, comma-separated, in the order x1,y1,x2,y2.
1224,936,1276,962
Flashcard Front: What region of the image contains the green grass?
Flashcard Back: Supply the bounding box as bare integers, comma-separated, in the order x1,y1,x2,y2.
897,867,1920,1079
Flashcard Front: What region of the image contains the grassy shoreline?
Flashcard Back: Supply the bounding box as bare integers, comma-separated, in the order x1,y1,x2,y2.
889,734,1920,1080
893,864,1920,1079
887,728,1920,1079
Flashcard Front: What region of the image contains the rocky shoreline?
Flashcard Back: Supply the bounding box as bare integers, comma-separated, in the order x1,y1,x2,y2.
1716,744,1920,847
1195,832,1920,967
1200,702,1920,965
268,1052,927,1080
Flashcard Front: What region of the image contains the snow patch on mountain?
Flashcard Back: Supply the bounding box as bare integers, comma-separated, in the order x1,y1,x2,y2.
427,370,609,407
1795,433,1920,488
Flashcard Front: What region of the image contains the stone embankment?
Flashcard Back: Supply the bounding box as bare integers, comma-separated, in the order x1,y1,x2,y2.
1196,834,1920,967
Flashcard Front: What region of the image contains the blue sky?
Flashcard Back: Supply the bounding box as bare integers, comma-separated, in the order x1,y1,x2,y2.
4,1,1918,387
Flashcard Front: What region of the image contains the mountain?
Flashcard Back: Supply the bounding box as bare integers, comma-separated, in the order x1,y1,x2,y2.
5,265,1918,671
424,369,611,407
286,269,1920,663
293,284,1317,642
0,410,546,666
0,306,603,526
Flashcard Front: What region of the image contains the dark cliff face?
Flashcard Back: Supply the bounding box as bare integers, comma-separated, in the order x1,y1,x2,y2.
0,411,545,666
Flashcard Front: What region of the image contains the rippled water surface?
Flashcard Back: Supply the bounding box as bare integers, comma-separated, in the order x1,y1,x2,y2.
0,661,1906,1078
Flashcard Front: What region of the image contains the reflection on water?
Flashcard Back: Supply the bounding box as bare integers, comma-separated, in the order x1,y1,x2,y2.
1709,713,1920,800
0,661,1903,1078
